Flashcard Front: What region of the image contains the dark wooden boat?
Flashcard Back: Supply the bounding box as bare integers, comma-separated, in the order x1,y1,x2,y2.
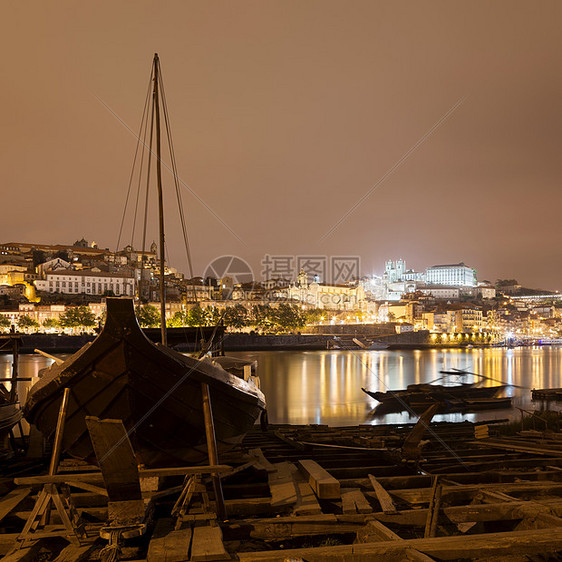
23,298,266,467
361,382,506,406
532,388,562,401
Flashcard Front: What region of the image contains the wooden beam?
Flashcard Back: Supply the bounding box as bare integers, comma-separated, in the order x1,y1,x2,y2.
374,498,562,527
52,541,98,562
299,459,340,500
423,477,442,538
247,448,275,473
147,518,192,562
292,475,322,515
190,525,229,561
382,481,562,506
341,488,372,515
471,439,562,457
355,521,434,562
268,462,298,508
222,514,362,542
368,474,397,514
0,488,31,524
356,519,401,542
14,465,232,486
237,527,562,561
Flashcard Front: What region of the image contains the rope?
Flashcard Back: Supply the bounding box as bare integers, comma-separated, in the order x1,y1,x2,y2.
116,66,153,253
157,63,197,303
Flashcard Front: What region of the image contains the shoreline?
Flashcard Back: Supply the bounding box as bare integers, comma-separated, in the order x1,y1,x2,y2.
0,331,517,354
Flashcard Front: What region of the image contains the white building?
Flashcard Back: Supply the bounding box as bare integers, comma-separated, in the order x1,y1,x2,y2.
35,269,135,296
287,271,366,311
425,263,477,287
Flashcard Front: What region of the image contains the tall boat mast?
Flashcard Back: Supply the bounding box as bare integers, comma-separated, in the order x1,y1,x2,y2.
152,53,167,346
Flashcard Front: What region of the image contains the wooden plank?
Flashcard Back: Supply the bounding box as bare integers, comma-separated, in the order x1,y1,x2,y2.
374,498,562,527
341,488,372,514
222,514,360,542
268,462,298,508
68,482,108,497
237,527,562,561
0,488,31,523
298,459,340,500
0,534,30,556
356,519,401,542
293,479,322,515
53,541,98,562
148,518,192,562
423,477,442,538
14,465,232,486
223,497,272,518
2,542,43,562
381,481,562,505
247,448,275,472
190,525,229,561
472,439,562,456
368,474,397,514
355,518,433,561
84,417,141,503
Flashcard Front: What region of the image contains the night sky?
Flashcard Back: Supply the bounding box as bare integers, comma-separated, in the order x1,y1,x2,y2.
2,1,561,289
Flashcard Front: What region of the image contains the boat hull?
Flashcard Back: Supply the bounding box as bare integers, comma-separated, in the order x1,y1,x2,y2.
24,298,266,467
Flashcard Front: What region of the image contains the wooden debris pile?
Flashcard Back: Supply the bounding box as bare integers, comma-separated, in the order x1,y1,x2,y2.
1,420,562,560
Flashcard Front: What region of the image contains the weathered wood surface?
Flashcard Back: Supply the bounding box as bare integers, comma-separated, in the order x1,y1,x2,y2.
383,481,562,505
223,497,272,518
147,518,192,562
292,474,322,515
85,417,140,503
0,487,31,523
268,462,298,508
368,474,397,513
14,465,232,486
423,476,442,538
52,541,98,562
373,497,562,526
1,542,43,562
298,459,340,500
190,525,230,561
341,488,373,514
222,514,365,541
472,439,562,456
355,521,435,562
237,527,562,561
247,448,275,472
355,519,402,542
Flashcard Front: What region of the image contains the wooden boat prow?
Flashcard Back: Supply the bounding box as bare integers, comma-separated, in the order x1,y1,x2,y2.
24,298,266,467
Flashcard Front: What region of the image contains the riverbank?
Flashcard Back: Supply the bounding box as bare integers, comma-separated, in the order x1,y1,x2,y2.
0,331,505,353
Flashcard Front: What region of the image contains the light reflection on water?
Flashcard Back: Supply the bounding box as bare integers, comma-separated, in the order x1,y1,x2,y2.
2,348,562,428
230,347,562,426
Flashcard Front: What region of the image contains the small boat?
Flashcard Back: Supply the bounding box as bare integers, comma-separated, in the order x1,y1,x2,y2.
362,382,506,410
532,388,562,401
24,298,266,467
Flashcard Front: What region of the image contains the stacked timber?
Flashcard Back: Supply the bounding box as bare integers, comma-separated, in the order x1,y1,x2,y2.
1,421,562,560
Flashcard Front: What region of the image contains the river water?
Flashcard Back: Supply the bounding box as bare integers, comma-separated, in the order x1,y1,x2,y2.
2,347,562,428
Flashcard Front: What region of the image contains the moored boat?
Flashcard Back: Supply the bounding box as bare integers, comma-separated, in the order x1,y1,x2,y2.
362,382,506,407
23,298,266,467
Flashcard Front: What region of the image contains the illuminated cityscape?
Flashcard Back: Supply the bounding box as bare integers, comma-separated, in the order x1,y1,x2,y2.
0,240,560,343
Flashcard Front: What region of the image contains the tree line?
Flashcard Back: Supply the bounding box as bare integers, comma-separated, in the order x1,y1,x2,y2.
137,303,325,333
0,304,326,334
